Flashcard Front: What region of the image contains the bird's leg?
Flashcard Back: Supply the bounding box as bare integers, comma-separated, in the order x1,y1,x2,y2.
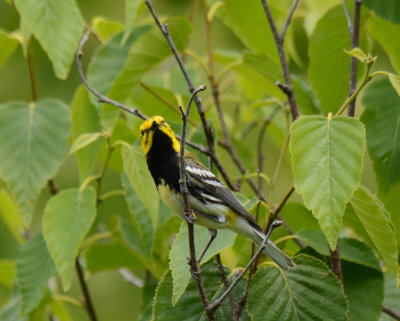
197,229,217,264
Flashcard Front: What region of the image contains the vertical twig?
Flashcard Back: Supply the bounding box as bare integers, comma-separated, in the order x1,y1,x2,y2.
383,306,400,321
178,85,215,320
261,0,300,121
329,244,343,282
75,259,99,321
347,0,363,117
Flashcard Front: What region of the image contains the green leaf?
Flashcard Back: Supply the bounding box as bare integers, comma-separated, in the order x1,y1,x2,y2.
0,293,27,321
15,234,56,315
169,222,235,306
382,273,400,321
360,78,400,193
91,17,124,42
0,259,15,288
309,5,351,114
14,0,83,79
122,145,159,229
43,187,96,291
86,26,151,130
388,73,400,96
297,229,381,270
152,216,180,265
122,0,143,44
368,15,400,74
70,86,103,183
344,47,368,63
0,30,18,70
247,255,348,321
0,100,70,225
83,240,141,274
108,17,192,105
0,189,24,243
290,115,365,249
342,261,384,321
349,186,398,275
69,133,104,155
212,0,281,64
364,0,400,24
152,262,226,321
380,182,400,245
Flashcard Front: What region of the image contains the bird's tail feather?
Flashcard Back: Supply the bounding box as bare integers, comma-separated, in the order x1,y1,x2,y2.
251,228,295,270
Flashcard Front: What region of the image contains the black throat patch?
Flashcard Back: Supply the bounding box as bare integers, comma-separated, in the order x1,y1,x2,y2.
146,128,180,192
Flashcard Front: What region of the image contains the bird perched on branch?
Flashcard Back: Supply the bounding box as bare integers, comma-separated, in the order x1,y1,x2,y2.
140,115,294,269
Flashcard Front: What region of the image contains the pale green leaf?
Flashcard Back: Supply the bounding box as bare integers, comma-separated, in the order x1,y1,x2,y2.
247,255,348,321
14,0,84,79
49,300,72,321
290,115,365,249
368,15,400,74
349,186,398,275
0,30,18,70
0,293,27,321
309,5,351,114
0,189,24,243
69,133,104,155
344,47,368,63
43,187,96,291
361,78,400,193
15,234,55,315
381,182,400,245
83,240,141,274
91,17,124,42
122,0,143,44
122,145,159,229
0,259,15,288
169,222,235,305
0,100,70,225
389,73,400,96
364,0,400,24
342,261,384,321
297,229,380,270
107,17,192,106
70,86,103,183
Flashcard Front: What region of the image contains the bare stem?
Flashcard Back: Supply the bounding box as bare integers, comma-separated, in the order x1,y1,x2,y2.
178,85,214,320
329,244,343,282
261,0,299,121
26,39,38,102
347,0,363,117
75,258,98,321
144,0,237,191
383,306,400,321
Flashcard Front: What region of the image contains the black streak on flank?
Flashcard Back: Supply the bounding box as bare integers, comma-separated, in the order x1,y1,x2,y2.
146,128,180,192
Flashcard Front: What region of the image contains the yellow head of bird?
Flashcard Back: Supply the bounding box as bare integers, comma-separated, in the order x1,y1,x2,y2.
140,116,180,155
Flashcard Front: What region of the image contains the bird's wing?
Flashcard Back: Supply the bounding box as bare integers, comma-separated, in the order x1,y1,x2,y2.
184,154,260,230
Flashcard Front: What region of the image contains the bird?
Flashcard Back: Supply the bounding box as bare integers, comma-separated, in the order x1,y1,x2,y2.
140,115,294,269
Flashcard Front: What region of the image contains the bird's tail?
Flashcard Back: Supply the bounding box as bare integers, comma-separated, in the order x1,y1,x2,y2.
250,227,295,270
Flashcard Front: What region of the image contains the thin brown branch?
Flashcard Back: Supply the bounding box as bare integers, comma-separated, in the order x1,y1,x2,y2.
383,306,400,321
26,39,38,102
347,0,362,117
207,221,283,314
329,244,343,282
215,254,238,321
261,0,299,121
75,258,98,321
144,0,237,191
178,85,214,320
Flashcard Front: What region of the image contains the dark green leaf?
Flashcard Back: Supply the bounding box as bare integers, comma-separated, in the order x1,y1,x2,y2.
364,0,400,24
361,78,400,193
0,30,18,70
247,255,348,321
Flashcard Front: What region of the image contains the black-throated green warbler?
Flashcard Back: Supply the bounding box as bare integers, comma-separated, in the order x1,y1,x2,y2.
140,115,294,269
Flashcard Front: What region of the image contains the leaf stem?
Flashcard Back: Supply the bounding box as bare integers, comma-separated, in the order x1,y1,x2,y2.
96,137,113,205
26,39,38,102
